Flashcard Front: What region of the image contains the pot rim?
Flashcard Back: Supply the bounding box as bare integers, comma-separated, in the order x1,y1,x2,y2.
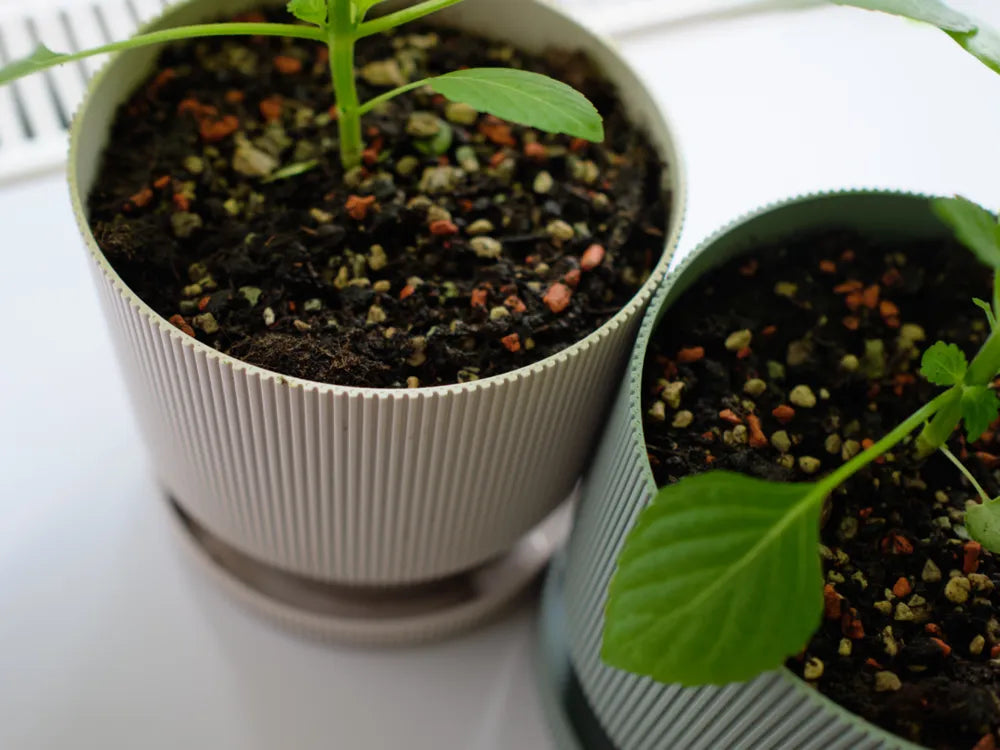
623,186,949,750
66,0,687,399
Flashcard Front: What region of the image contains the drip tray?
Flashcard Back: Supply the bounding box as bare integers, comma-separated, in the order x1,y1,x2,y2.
167,497,572,646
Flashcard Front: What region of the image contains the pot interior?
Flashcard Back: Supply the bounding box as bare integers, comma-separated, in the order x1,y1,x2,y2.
634,190,952,482
614,189,967,750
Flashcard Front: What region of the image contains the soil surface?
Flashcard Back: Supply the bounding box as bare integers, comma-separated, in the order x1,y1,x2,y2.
642,230,1000,750
87,10,668,387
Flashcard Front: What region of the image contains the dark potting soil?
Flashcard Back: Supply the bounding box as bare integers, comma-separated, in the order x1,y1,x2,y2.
642,232,1000,750
87,10,668,388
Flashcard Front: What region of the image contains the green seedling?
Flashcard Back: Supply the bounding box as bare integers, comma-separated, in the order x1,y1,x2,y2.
0,0,997,166
1,0,996,167
0,0,604,169
599,0,1000,691
602,199,1000,687
3,0,999,690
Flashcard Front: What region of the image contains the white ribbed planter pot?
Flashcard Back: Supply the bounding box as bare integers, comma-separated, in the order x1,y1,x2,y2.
68,0,684,639
560,191,948,749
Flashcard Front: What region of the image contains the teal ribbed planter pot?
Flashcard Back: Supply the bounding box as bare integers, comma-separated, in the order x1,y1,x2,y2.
556,191,952,750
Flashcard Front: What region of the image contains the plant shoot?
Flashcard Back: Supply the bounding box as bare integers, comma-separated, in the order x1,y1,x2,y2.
0,0,605,169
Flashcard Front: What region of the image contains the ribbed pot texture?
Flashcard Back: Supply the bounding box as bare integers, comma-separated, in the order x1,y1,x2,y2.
563,191,946,750
69,0,685,586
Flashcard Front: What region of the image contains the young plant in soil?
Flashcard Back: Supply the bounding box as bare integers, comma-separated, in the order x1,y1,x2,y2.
2,0,998,156
0,0,604,169
603,197,1000,692
1,1,679,388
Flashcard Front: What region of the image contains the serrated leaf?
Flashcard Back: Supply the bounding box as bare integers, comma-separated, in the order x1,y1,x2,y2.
967,497,1000,553
833,0,977,32
961,385,1000,442
287,0,326,25
920,341,968,386
427,68,604,142
948,26,1000,75
602,472,824,686
932,196,1000,269
0,44,67,85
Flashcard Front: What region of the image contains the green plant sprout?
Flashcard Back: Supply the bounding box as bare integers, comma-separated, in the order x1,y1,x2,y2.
598,0,1000,692
0,0,605,169
0,0,996,168
602,195,1000,688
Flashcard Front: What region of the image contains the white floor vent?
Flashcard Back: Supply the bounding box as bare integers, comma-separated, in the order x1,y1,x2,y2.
0,0,173,183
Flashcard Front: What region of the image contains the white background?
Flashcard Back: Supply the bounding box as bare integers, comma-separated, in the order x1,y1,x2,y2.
2,1,1000,748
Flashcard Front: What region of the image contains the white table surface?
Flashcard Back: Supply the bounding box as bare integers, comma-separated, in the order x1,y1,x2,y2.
3,2,1000,749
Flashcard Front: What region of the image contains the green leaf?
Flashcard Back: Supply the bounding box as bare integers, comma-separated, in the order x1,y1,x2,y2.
967,497,1000,553
832,0,975,31
920,341,969,386
948,26,1000,75
603,472,824,686
973,298,997,330
261,159,319,183
413,118,453,156
834,1,1000,78
932,196,1000,269
0,44,66,85
961,385,1000,442
287,0,326,25
427,68,604,142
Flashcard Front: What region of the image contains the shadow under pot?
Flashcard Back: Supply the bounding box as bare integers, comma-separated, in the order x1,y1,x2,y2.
68,0,684,643
555,190,1000,750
